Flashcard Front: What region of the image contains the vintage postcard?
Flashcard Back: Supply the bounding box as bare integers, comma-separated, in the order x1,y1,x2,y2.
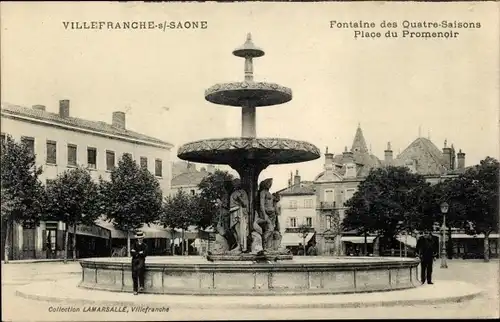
1,1,499,321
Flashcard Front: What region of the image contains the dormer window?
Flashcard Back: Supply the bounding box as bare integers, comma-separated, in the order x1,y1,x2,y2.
345,163,356,178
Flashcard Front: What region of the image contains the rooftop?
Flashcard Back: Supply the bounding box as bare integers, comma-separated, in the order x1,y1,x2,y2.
279,181,316,196
171,170,211,187
1,102,173,148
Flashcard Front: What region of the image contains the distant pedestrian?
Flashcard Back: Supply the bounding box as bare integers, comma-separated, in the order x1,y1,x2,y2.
416,231,436,285
297,243,304,256
131,231,148,295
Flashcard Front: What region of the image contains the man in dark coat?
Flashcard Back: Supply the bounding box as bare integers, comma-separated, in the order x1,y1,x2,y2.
131,231,148,295
416,231,436,285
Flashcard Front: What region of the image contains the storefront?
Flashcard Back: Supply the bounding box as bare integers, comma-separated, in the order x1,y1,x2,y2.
67,224,112,258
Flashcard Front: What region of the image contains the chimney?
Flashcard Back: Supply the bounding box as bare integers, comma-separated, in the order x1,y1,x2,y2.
32,104,46,111
293,170,301,186
384,142,393,165
442,139,452,171
207,165,215,173
342,146,354,164
457,149,465,171
324,146,334,170
112,111,126,129
59,99,70,118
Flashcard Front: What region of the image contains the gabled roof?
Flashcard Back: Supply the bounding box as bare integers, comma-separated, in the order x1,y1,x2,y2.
279,181,315,196
394,137,446,175
1,102,173,148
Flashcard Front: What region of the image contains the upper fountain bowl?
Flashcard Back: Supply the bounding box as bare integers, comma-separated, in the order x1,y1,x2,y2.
205,82,292,107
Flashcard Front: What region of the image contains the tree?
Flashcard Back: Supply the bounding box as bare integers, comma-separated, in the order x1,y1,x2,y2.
45,167,100,263
461,157,499,262
160,190,200,255
100,154,163,256
196,170,235,229
1,135,45,263
343,166,430,254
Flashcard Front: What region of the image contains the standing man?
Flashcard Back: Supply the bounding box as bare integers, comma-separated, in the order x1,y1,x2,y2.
131,231,148,295
416,230,436,285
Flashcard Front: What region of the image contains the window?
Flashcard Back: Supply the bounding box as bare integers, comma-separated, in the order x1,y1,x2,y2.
87,147,97,169
155,159,163,177
305,217,313,227
326,216,332,230
290,217,297,228
140,157,148,169
289,200,297,209
67,144,77,166
46,140,57,164
324,189,334,202
304,199,313,208
344,188,356,205
21,136,35,155
106,150,115,171
190,189,196,195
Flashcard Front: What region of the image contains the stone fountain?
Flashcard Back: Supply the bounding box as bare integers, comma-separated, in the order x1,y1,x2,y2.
178,33,320,262
78,34,420,296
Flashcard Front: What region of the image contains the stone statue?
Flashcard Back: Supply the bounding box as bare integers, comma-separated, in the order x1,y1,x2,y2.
209,180,237,255
257,178,279,251
269,193,283,251
229,178,249,253
250,211,267,254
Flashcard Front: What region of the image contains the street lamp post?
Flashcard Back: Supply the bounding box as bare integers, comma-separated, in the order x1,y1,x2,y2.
440,202,449,269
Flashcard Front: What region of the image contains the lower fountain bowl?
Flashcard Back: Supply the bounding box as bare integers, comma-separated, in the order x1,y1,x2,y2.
177,137,321,165
78,256,420,295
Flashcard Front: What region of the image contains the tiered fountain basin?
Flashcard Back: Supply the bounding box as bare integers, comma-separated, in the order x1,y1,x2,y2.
79,256,420,296
205,82,292,106
177,138,321,165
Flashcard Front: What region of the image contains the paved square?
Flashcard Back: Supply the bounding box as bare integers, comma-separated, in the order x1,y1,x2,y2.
2,259,499,320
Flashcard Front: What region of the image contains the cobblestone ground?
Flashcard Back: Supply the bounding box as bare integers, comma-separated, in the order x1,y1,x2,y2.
1,259,499,321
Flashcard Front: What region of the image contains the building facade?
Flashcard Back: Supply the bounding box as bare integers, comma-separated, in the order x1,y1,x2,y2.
313,125,476,256
1,100,173,260
170,162,215,196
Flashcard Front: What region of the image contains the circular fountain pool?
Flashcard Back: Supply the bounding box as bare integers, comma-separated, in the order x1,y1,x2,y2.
79,256,420,295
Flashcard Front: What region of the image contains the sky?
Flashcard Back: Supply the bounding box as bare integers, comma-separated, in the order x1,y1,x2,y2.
1,2,499,192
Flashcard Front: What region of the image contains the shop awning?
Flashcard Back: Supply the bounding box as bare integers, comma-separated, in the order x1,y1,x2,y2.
96,219,171,239
396,234,418,248
451,233,500,239
68,223,111,239
281,233,314,246
341,236,375,244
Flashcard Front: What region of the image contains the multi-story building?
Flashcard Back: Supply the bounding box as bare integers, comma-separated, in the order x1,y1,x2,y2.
313,125,479,257
0,100,174,260
277,171,316,254
171,162,215,196
170,162,216,255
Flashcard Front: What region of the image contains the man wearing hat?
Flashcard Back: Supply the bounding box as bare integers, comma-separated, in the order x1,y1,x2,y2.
131,231,148,295
416,230,437,285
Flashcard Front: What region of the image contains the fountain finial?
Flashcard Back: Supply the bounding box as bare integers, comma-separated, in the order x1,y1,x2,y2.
233,33,265,58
